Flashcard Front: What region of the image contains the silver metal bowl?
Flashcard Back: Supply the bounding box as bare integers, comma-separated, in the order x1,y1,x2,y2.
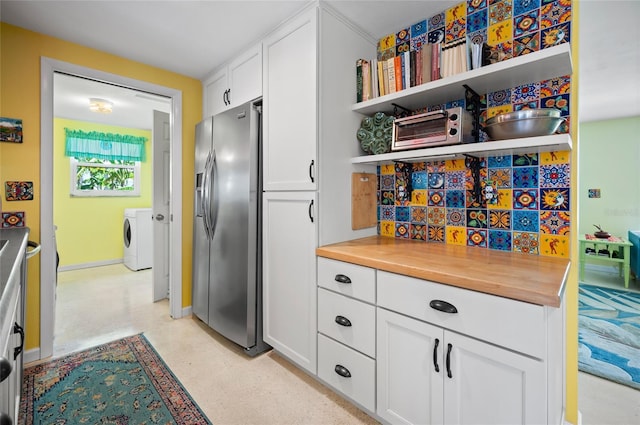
484,109,564,140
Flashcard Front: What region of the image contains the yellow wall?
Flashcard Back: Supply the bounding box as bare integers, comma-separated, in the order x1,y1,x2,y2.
0,23,200,351
54,118,152,267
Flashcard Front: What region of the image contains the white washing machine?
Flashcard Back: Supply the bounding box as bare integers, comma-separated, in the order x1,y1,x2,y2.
123,208,153,271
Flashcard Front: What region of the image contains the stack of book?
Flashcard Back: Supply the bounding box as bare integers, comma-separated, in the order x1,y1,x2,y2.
357,40,485,103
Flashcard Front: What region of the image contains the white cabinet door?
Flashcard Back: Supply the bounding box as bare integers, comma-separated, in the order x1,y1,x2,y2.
228,45,262,108
443,331,546,425
262,191,317,373
262,8,317,191
203,68,228,118
377,308,444,425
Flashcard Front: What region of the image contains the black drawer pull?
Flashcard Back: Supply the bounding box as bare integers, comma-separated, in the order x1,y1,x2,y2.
334,274,352,284
433,338,440,373
335,315,352,327
13,322,24,360
430,299,458,314
446,343,453,378
0,357,12,383
334,364,351,378
0,412,13,425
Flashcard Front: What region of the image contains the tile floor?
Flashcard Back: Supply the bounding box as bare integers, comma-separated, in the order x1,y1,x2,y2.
37,263,639,425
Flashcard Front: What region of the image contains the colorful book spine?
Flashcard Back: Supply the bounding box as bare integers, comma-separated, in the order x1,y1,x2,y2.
404,51,410,90
377,60,385,96
394,55,402,92
362,59,371,101
356,59,363,102
387,57,396,94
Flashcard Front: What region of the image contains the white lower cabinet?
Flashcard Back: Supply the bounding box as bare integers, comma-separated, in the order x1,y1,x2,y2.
377,308,546,425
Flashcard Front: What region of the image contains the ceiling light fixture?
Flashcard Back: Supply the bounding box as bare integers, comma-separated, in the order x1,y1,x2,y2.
89,98,113,113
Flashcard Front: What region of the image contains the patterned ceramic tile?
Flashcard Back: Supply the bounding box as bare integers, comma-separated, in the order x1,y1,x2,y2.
489,230,512,251
490,41,514,62
540,188,570,210
513,231,539,254
428,225,446,242
540,76,571,97
381,164,395,175
446,190,466,208
428,207,446,226
411,189,428,205
466,189,487,209
540,0,571,29
514,32,540,56
488,168,512,188
411,206,428,223
512,210,539,232
428,172,445,189
512,166,538,188
412,172,427,189
446,19,467,43
445,158,467,171
487,89,511,107
380,174,395,191
541,93,570,116
396,28,410,45
489,210,511,229
468,29,488,46
427,160,446,173
489,0,513,25
540,150,570,165
396,222,410,238
5,181,34,201
411,34,427,51
411,20,428,37
488,155,512,168
511,82,540,104
396,206,411,222
467,229,488,247
514,0,541,16
513,189,538,210
445,171,466,189
429,12,446,29
467,209,488,228
447,226,467,245
1,211,25,228
541,22,570,49
446,208,467,226
468,0,488,14
488,189,512,210
540,234,569,257
447,3,467,22
380,221,394,237
381,190,395,205
514,100,540,110
381,205,395,221
515,11,539,38
487,104,512,119
413,162,427,172
428,28,445,44
488,20,512,46
467,9,488,33
539,210,570,235
539,163,570,188
411,224,427,241
428,190,445,207
513,153,539,166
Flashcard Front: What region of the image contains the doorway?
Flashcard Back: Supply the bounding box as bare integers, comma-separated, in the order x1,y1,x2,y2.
39,57,184,360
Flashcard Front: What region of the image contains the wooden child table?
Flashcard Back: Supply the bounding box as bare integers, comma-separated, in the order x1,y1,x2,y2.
578,234,632,288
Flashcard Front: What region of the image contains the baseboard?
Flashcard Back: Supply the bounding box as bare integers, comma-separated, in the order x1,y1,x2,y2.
23,347,41,364
58,259,123,272
181,306,192,318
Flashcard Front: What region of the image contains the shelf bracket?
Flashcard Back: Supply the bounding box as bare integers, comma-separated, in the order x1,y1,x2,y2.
391,103,411,118
464,154,482,205
463,84,482,144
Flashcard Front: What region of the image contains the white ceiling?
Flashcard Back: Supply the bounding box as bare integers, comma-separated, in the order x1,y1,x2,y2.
2,0,638,128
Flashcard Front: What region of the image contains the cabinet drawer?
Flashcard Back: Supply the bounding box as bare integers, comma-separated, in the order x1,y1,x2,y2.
318,334,375,413
377,271,546,358
318,257,375,303
318,288,376,357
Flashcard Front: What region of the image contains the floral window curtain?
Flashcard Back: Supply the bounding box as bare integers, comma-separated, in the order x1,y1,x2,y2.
64,129,148,162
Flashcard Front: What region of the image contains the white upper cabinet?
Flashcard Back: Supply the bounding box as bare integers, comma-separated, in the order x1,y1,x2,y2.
203,43,262,117
262,8,317,192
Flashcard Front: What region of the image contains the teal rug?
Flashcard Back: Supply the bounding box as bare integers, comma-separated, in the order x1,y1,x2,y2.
20,334,212,424
578,284,640,390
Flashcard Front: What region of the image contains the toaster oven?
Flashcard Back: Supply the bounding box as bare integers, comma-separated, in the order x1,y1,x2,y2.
391,107,474,151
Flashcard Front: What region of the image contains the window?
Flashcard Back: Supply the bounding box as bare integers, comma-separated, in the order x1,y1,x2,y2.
64,128,147,197
70,158,141,197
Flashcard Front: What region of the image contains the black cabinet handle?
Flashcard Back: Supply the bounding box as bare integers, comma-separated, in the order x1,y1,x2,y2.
334,274,352,284
309,159,315,183
334,364,351,378
226,88,231,105
0,356,11,383
430,299,458,314
13,322,24,360
222,89,227,105
446,343,453,378
335,315,352,327
433,338,440,373
308,199,314,223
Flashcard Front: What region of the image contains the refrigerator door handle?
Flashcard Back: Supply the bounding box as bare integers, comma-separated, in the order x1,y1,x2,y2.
209,149,219,238
202,152,213,239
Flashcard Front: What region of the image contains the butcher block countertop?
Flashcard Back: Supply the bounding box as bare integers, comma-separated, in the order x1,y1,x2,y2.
316,236,570,308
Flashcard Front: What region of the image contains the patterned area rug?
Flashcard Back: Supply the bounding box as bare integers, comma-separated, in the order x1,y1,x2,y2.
578,284,640,390
20,334,211,424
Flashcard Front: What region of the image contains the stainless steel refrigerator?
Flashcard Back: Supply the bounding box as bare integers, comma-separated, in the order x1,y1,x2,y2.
192,99,270,356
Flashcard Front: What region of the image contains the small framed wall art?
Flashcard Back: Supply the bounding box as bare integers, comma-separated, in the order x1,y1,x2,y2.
5,181,34,201
0,117,23,143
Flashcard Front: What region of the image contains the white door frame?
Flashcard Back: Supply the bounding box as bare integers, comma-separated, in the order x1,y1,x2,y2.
39,57,184,360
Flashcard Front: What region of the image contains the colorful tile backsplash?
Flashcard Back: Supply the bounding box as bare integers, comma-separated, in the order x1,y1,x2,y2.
373,0,572,258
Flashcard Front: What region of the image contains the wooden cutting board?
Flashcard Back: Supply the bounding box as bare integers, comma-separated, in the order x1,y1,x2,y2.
351,172,377,230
